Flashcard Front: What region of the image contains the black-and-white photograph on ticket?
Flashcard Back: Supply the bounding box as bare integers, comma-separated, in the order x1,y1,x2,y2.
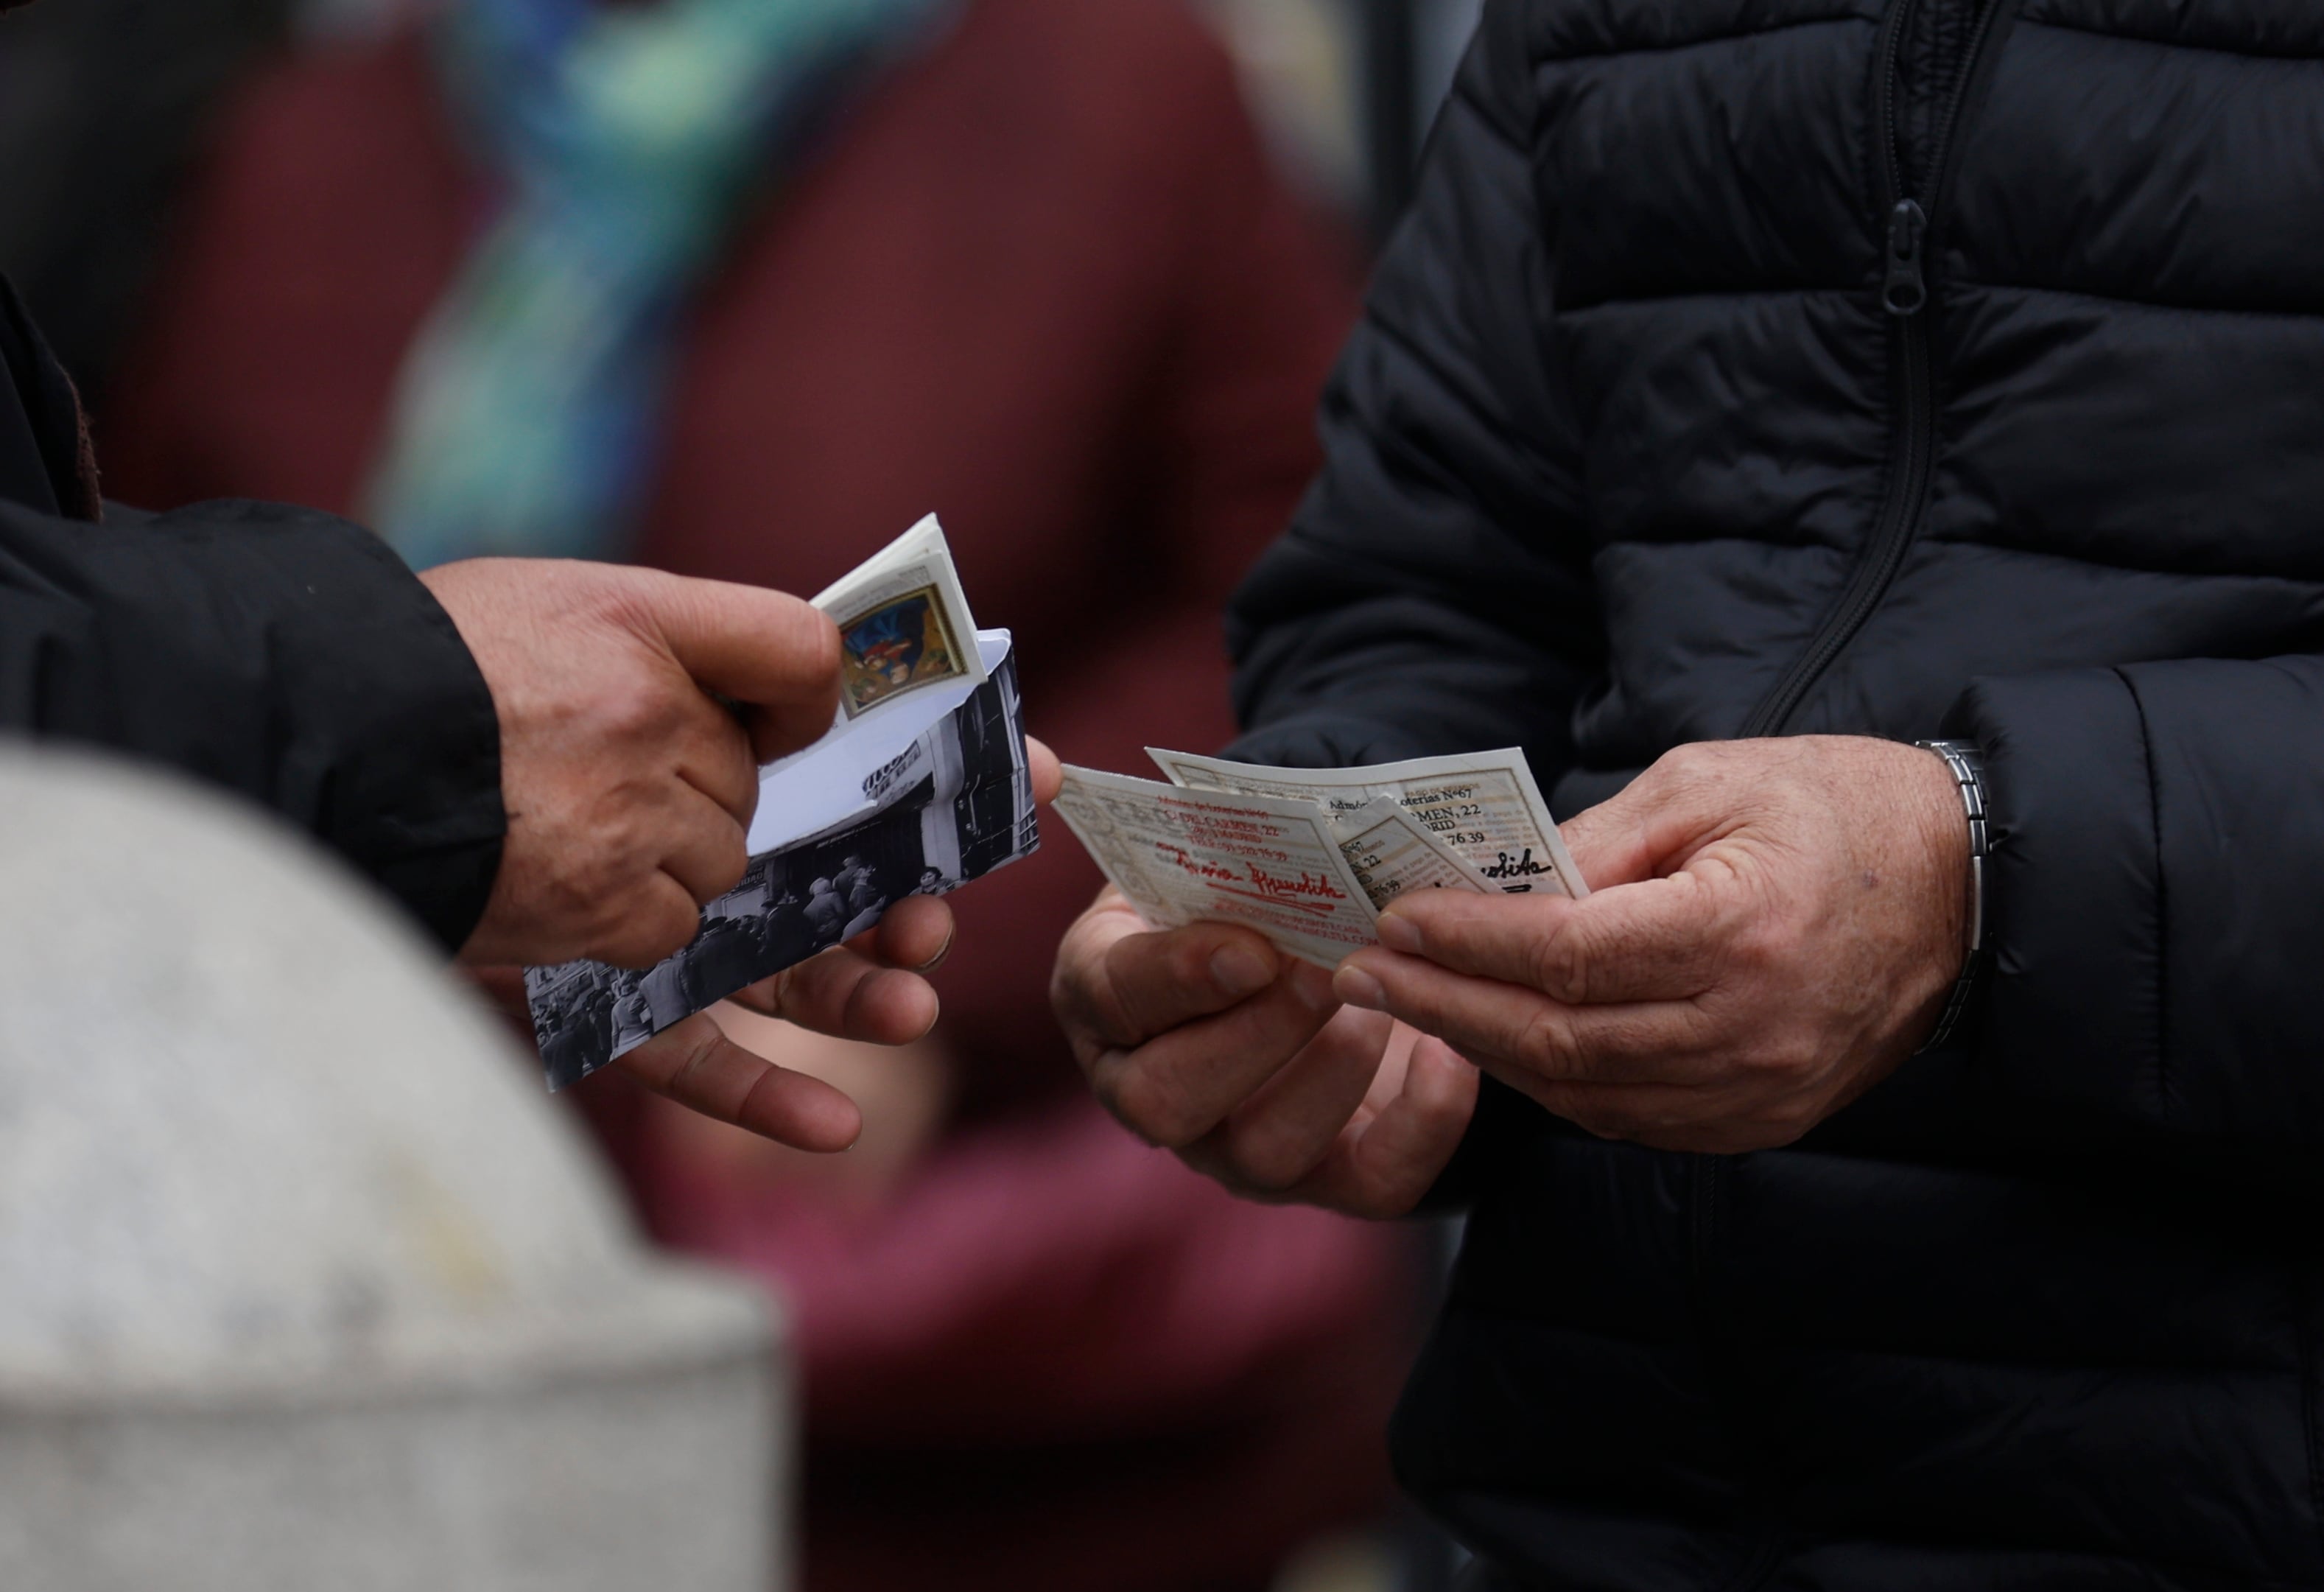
527,636,1036,1090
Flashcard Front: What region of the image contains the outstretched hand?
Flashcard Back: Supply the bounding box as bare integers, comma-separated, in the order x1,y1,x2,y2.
1333,737,1969,1153
1050,888,1478,1217
611,893,953,1149
611,735,1063,1149
478,737,1061,1151
426,558,847,969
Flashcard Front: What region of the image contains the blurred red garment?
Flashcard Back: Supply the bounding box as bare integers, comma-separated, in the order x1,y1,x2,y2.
106,3,1411,1590
647,1095,1419,1592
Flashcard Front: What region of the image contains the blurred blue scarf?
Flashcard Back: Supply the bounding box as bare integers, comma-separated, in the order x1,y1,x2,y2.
364,0,950,568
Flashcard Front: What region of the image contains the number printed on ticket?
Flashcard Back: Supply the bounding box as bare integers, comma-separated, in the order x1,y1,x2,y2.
1146,748,1588,899
1053,766,1381,967
1332,798,1495,911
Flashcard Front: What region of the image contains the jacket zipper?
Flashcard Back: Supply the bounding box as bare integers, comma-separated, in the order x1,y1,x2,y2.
1696,13,2010,1587
1735,0,2008,740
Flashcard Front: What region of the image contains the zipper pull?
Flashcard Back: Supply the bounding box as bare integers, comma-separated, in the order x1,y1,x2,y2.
1883,198,1928,316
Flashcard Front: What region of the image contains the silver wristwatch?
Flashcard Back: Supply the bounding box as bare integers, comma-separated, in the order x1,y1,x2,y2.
1912,739,1987,1052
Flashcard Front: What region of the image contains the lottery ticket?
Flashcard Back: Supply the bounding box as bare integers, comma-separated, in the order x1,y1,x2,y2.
1051,767,1381,968
1146,748,1588,899
1333,797,1498,911
526,515,1037,1093
812,514,986,720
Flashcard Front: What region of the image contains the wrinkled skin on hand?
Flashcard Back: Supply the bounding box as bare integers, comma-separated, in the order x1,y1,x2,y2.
469,896,947,1151
1046,734,1969,1209
1335,736,1969,1154
424,558,843,969
1050,888,1479,1218
432,555,1061,1154
478,739,1062,1151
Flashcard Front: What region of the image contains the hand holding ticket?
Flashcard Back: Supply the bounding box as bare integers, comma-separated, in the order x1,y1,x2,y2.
524,516,1039,1090
1050,747,1584,969
1149,748,1587,900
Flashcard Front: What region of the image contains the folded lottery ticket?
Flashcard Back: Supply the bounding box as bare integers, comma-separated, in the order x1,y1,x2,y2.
524,518,1039,1091
1147,748,1587,898
1052,748,1586,969
1333,796,1500,909
1051,768,1394,967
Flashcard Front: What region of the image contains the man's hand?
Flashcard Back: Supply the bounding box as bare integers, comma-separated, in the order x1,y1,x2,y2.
1333,737,1969,1154
611,891,957,1149
422,558,843,969
479,738,1062,1151
1050,888,1478,1216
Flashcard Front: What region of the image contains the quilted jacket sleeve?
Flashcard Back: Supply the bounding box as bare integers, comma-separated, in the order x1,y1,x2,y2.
1947,656,2324,1173
0,494,505,953
1223,0,1600,779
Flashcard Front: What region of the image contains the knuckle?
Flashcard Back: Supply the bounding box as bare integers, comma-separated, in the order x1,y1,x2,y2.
631,899,701,965
1654,741,1717,786
1749,1033,1825,1087
533,863,599,933
1731,917,1801,975
1528,922,1591,1001
600,678,677,744
1513,1009,1576,1079
697,832,749,902
1513,1009,1559,1073
1514,1002,1583,1076
656,1025,722,1091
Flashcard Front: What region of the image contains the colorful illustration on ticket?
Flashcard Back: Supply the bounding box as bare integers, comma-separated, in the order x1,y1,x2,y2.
838,585,964,715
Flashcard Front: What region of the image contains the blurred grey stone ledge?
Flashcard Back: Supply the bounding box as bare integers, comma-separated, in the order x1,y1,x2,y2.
0,745,784,1592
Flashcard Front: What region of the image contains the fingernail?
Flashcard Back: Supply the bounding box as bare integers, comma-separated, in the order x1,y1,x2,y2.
916,928,955,975
1375,911,1421,954
1210,944,1273,997
1335,964,1388,1011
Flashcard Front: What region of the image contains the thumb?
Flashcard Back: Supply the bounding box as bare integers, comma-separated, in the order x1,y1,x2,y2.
1556,748,1729,891
1528,868,1733,1003
646,575,844,762
1368,864,1728,1003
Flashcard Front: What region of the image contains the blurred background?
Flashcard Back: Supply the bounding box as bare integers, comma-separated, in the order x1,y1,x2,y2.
0,1,1480,1588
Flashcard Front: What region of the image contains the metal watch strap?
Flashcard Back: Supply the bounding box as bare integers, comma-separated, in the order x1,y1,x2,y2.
1912,739,1987,1053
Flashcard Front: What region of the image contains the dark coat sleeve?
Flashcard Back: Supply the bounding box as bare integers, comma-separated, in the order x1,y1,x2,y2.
1945,656,2324,1174
0,493,505,952
1221,0,1600,779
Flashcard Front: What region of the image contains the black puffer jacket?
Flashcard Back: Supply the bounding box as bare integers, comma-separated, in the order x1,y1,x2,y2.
1227,1,2324,1586
0,275,502,950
